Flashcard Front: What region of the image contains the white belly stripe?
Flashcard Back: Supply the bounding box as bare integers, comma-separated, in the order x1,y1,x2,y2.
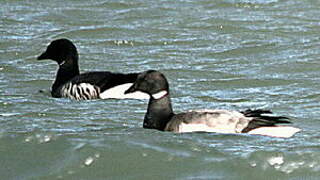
179,123,301,138
248,126,301,138
179,123,237,134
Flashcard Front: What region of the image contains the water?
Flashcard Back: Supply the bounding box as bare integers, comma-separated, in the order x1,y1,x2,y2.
1,0,320,179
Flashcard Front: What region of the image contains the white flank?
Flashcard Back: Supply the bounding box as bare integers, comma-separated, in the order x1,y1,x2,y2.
179,123,236,134
179,123,301,138
61,83,99,100
99,83,149,99
79,83,97,97
151,90,168,99
248,126,301,138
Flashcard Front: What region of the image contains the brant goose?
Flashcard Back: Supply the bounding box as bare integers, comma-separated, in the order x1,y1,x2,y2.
37,39,149,100
125,70,301,138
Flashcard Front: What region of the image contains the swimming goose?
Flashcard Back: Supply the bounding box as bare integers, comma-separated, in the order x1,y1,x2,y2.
124,70,301,138
37,38,149,100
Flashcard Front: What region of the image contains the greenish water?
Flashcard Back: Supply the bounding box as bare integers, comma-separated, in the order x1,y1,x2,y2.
1,0,320,179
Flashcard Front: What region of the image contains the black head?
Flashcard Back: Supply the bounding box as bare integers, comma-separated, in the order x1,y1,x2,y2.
37,38,79,65
125,70,169,95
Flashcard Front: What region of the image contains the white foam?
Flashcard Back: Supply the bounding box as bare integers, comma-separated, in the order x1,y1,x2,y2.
84,156,94,166
268,156,284,166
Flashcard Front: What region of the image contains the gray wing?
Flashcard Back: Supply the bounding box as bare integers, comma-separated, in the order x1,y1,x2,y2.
165,109,251,133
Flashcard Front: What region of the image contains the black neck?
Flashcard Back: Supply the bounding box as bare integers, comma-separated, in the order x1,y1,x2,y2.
143,93,174,131
51,61,80,96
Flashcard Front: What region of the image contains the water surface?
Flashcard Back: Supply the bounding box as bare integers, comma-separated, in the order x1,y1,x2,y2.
1,0,320,179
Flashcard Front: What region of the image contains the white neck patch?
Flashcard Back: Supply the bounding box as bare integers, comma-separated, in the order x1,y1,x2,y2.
152,90,168,99
59,61,66,66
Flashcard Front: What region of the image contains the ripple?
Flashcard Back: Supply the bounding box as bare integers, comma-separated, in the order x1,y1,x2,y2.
1,0,320,179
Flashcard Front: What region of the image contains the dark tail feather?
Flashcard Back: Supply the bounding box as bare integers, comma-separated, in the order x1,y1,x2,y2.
241,109,291,133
